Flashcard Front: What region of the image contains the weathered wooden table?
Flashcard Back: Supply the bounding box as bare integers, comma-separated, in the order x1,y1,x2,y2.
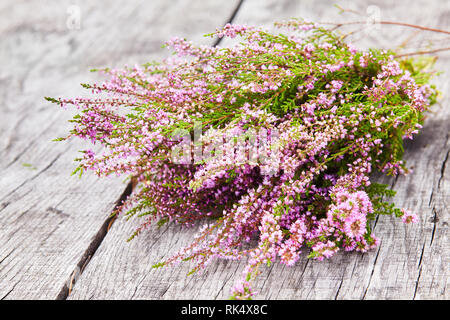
0,0,448,300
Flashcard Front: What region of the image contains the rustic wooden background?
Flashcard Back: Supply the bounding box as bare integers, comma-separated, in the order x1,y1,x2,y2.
0,0,448,300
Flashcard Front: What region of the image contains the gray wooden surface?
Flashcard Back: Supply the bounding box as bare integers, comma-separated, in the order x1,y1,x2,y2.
0,0,448,300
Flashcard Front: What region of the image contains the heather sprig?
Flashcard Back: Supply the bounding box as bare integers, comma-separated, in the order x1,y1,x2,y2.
48,19,439,299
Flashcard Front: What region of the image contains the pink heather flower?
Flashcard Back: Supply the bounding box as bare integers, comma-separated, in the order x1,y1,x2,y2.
216,23,249,39
347,43,358,54
303,43,315,53
232,280,255,300
401,209,418,224
344,214,367,238
298,23,315,31
359,54,369,68
330,80,343,93
311,241,339,261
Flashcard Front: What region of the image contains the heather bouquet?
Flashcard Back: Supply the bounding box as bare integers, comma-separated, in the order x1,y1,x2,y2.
47,19,439,299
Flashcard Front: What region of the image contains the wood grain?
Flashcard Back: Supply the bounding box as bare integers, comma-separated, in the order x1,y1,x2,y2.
0,0,241,299
2,0,448,300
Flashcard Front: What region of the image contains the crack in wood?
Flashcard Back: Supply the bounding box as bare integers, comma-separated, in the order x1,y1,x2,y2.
334,278,344,300
0,248,16,266
362,243,382,299
437,146,449,189
430,207,438,246
56,181,134,300
1,281,19,300
0,201,10,212
413,266,423,300
417,241,426,269
159,283,173,299
412,240,426,299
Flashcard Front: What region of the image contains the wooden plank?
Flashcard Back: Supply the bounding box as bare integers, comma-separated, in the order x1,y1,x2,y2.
68,0,449,299
0,0,241,299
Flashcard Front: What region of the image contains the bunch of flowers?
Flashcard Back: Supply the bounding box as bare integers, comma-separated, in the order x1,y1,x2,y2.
47,19,438,299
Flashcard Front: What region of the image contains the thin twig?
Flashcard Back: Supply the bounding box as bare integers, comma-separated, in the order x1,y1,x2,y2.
394,46,450,58
321,20,450,35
